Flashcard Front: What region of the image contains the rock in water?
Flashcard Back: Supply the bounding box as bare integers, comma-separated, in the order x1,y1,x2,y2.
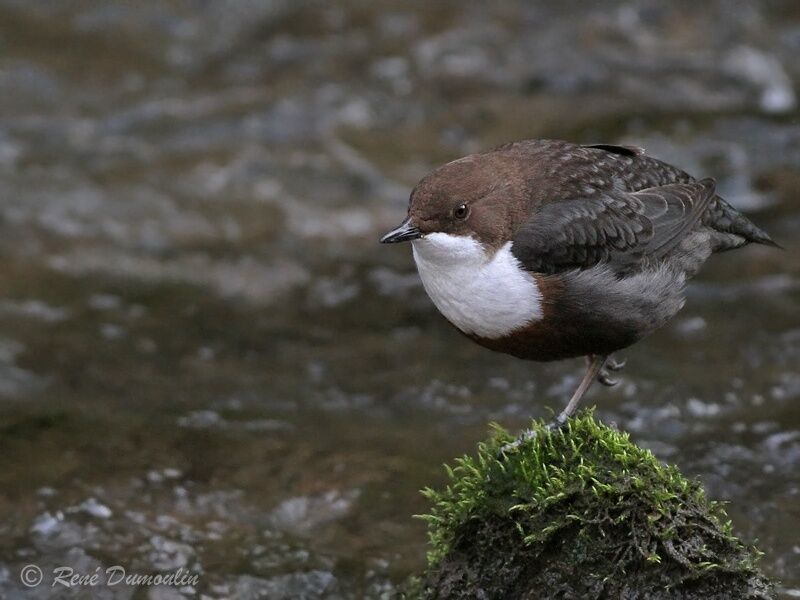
410,414,773,600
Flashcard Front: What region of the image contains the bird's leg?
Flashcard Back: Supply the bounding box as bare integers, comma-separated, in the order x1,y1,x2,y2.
500,355,608,454
551,354,608,428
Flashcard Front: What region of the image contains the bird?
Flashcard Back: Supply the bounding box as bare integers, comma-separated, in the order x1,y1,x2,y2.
380,139,778,444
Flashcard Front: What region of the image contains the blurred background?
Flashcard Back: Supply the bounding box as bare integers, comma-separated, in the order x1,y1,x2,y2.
0,1,798,598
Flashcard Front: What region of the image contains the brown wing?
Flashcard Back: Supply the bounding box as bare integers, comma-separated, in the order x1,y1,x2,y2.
510,178,717,275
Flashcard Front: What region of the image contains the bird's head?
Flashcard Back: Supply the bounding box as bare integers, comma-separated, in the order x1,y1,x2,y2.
380,153,524,256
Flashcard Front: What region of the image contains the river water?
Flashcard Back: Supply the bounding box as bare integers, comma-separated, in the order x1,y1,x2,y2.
0,2,798,598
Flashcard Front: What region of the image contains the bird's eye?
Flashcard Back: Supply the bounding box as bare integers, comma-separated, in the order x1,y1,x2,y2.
453,203,469,220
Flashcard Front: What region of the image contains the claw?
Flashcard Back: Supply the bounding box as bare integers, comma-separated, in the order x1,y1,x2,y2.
597,369,619,387
499,428,536,455
498,420,563,456
498,439,522,455
606,358,626,372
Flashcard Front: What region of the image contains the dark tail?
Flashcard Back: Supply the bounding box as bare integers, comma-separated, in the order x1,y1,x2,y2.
704,197,782,250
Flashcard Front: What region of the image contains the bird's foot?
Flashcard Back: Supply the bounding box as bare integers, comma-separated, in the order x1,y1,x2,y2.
594,355,625,386
498,418,564,456
605,357,626,372
498,430,535,455
597,369,618,387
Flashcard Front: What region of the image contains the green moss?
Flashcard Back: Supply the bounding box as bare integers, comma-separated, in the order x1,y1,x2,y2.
413,412,773,599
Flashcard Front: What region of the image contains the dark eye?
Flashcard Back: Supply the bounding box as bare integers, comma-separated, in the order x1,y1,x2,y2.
453,203,469,220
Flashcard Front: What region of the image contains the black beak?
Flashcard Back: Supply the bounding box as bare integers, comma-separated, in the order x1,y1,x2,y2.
380,217,422,244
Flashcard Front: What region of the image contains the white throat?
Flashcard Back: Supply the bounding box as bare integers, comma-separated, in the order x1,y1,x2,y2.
411,233,543,339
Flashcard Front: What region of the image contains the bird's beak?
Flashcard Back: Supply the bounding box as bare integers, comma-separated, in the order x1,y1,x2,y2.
380,217,422,244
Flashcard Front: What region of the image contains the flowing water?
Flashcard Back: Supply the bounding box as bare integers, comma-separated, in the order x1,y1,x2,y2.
0,1,798,598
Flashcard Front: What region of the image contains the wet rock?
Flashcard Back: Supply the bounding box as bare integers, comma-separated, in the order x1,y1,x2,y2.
0,300,70,323
414,415,774,599
30,511,64,537
673,315,708,337
50,252,311,306
176,410,223,430
307,271,361,308
146,536,195,571
723,46,797,114
225,571,339,600
75,498,113,520
269,490,359,537
686,397,723,418
0,337,47,398
147,586,188,600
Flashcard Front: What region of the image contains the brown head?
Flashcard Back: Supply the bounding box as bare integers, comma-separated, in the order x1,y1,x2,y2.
380,152,531,251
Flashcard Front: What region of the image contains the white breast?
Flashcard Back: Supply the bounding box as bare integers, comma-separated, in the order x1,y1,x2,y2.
411,233,543,339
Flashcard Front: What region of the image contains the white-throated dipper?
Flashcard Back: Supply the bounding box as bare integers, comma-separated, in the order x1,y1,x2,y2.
380,139,777,441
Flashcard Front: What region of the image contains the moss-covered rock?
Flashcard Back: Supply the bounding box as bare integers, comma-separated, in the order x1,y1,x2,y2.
411,413,773,599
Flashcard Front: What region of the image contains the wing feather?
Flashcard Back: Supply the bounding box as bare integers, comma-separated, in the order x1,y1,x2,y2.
511,178,717,275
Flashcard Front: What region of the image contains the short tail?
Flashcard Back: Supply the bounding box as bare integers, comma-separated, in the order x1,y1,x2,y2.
704,196,782,251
